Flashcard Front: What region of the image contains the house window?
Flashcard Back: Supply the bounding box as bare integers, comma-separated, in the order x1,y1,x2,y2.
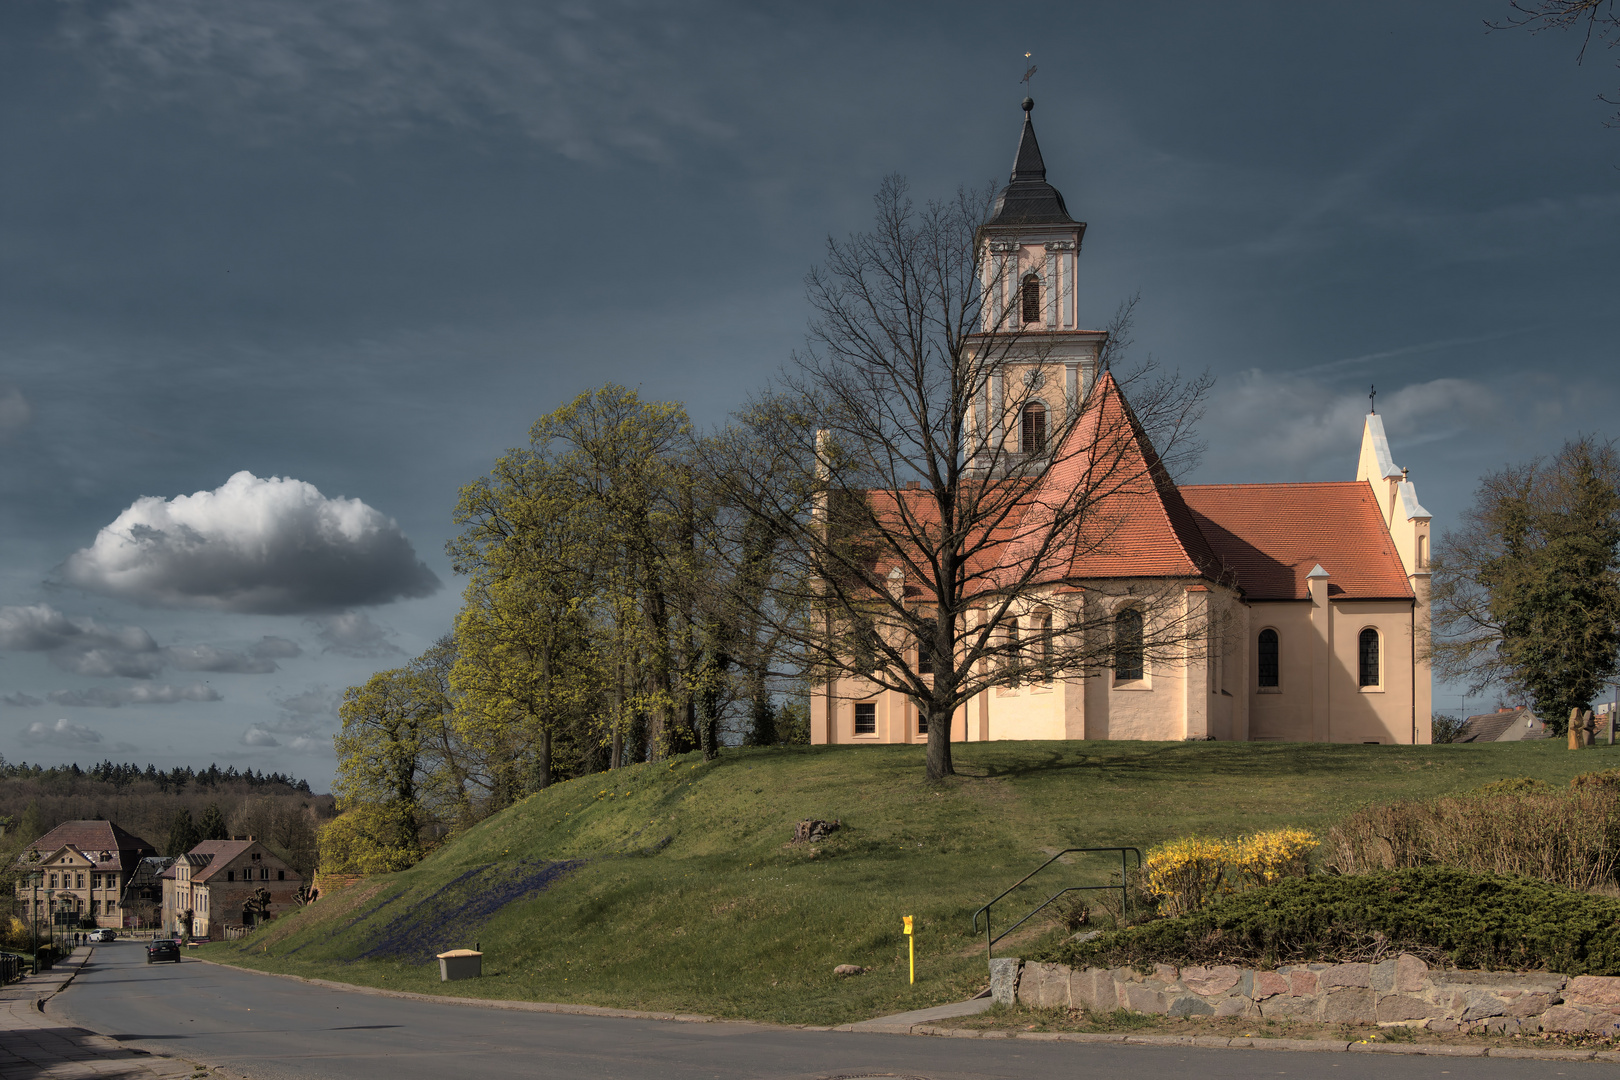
918,711,929,735
1020,403,1046,454
1258,629,1279,688
1359,628,1381,687
76,874,84,889
227,871,234,882
261,868,269,880
49,874,58,889
1021,274,1041,324
1114,609,1144,681
277,871,285,881
91,899,100,915
854,702,877,735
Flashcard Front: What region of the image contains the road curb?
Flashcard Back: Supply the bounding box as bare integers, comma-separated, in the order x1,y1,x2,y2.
191,958,1620,1064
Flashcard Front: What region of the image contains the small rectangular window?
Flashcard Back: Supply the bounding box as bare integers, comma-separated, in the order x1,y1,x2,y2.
917,711,929,735
854,702,877,734
278,870,285,881
226,871,234,882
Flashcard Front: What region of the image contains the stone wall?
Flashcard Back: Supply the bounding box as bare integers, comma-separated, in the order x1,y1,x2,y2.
995,956,1620,1035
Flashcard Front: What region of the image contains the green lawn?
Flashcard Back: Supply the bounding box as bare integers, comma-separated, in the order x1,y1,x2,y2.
206,739,1620,1026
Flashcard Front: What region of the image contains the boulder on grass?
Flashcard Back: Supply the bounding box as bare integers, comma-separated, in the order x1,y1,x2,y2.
834,964,866,976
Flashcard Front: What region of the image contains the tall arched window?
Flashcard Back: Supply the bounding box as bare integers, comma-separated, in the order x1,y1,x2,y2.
1038,612,1054,681
1257,628,1279,688
1006,618,1021,686
1020,402,1047,454
1021,274,1041,324
1114,608,1144,681
1358,627,1380,687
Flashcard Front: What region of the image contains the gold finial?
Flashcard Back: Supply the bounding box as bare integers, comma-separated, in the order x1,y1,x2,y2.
1021,52,1037,86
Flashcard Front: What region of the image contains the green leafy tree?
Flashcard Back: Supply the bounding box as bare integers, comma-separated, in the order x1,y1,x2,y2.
1430,437,1620,734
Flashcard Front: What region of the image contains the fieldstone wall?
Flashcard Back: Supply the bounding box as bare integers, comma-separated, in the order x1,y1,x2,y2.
996,956,1620,1035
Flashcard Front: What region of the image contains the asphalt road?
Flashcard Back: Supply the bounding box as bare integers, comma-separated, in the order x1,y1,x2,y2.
50,942,1620,1080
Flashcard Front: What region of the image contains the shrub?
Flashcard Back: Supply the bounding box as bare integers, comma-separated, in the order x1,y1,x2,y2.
1321,785,1620,890
1142,830,1319,916
1229,828,1320,890
1473,777,1551,795
1141,837,1231,917
1571,769,1620,791
1043,866,1620,976
1430,713,1470,743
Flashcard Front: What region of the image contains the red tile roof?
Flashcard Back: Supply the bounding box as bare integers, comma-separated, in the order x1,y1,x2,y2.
17,820,158,871
1181,482,1413,601
995,371,1222,585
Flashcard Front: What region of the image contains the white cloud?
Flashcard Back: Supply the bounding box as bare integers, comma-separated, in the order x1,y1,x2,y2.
164,644,278,674
241,685,338,754
0,385,31,432
0,603,165,678
22,718,104,746
61,471,440,613
241,727,280,747
65,0,735,162
307,611,400,658
46,683,221,708
1199,374,1499,483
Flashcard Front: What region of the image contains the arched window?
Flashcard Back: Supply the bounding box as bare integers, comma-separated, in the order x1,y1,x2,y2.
1114,608,1144,681
1257,628,1279,688
1020,402,1047,454
1359,627,1380,687
1006,618,1021,686
1021,274,1041,324
1038,612,1054,681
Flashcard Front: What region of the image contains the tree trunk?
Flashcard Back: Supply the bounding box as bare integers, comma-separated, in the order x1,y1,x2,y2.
924,700,955,780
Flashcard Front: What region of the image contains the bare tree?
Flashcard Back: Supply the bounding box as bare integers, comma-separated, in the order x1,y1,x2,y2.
713,176,1214,780
1491,0,1620,125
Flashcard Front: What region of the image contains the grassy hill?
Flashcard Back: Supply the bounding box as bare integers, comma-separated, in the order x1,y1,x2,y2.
207,739,1620,1025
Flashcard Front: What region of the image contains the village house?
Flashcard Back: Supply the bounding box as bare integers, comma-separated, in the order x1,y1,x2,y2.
811,100,1433,747
10,820,158,930
159,838,302,939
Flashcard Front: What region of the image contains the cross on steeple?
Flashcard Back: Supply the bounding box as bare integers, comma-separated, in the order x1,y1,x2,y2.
1369,384,1377,414
1021,51,1036,87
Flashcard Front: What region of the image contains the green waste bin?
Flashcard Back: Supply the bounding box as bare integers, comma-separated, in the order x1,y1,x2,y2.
437,949,482,981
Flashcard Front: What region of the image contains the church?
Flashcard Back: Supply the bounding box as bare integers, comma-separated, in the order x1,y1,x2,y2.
809,100,1433,746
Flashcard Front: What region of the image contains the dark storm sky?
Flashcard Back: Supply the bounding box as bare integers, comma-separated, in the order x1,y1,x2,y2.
2,0,1615,785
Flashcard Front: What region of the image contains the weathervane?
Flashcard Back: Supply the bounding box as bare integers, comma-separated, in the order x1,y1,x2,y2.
1369,384,1376,414
1021,51,1037,87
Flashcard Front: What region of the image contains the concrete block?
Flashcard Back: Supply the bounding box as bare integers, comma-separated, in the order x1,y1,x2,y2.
988,957,1021,1006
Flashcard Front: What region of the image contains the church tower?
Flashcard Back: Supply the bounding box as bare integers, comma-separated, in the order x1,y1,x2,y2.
971,98,1108,468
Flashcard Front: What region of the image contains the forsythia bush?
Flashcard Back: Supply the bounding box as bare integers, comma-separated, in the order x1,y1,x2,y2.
1142,837,1232,917
1143,829,1319,916
1230,828,1320,890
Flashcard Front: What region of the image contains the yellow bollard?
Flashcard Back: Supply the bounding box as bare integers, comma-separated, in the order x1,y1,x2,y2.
903,915,914,985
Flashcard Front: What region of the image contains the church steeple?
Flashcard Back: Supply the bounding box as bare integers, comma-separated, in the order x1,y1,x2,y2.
988,98,1075,226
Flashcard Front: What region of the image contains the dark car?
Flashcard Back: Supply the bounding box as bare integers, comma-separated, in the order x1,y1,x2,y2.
145,939,180,964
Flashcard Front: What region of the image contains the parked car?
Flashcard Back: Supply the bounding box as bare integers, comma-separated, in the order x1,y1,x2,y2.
145,939,180,964
88,928,117,943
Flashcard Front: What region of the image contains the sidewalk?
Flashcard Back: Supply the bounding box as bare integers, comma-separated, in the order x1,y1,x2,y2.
0,947,200,1079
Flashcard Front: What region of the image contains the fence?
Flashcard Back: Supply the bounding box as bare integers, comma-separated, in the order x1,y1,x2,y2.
223,924,258,941
0,953,23,984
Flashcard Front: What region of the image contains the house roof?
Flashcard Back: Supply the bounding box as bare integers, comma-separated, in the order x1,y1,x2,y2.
16,820,157,871
1461,707,1546,743
158,852,213,880
189,840,261,883
986,98,1076,227
1181,482,1415,601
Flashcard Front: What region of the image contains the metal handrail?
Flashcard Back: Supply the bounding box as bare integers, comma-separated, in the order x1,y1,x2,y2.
972,847,1141,960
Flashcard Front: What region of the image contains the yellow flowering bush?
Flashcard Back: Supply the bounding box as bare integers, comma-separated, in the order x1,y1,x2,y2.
1143,829,1319,916
1230,828,1320,890
1142,836,1232,917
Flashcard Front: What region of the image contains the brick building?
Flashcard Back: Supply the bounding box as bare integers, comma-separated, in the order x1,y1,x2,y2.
160,838,302,938
10,820,158,930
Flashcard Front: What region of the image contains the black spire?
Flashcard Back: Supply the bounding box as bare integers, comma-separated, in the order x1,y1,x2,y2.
987,98,1074,226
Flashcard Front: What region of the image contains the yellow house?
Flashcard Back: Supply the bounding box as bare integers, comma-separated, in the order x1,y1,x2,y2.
810,100,1432,746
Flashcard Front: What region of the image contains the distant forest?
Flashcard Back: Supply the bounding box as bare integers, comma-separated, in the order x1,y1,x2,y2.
0,757,334,892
